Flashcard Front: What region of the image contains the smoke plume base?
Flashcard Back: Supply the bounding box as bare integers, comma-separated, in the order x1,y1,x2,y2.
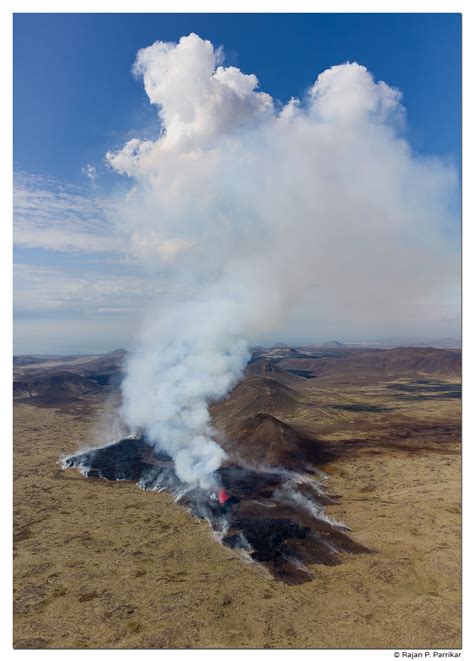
62,436,370,585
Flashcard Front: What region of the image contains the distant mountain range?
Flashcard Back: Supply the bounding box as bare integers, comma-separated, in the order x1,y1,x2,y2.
13,345,461,408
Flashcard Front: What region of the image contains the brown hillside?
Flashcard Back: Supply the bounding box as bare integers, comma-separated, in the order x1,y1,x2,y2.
244,359,301,384
13,371,101,400
211,376,334,469
217,412,337,469
278,347,461,380
211,376,303,421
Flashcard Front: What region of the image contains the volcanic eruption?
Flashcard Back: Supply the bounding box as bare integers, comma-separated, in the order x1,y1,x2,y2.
63,435,369,584
64,33,458,581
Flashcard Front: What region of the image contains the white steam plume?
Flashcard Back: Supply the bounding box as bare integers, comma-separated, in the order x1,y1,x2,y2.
105,33,459,489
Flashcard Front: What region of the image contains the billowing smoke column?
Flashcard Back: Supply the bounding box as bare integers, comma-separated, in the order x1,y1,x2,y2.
106,34,459,489
122,292,251,489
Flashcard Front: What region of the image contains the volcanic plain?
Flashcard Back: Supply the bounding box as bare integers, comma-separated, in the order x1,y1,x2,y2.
13,344,461,648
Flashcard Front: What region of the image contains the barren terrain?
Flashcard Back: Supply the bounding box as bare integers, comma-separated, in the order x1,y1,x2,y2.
13,346,461,648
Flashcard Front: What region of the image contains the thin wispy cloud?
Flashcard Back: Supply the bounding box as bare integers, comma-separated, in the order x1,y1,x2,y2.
13,263,155,314
12,172,177,349
13,171,126,255
81,164,98,188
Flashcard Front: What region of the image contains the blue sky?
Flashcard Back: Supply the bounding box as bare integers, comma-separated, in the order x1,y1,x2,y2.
14,13,461,180
13,13,462,353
